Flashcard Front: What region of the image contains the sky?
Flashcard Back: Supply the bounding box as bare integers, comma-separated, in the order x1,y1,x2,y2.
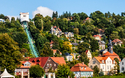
0,0,125,19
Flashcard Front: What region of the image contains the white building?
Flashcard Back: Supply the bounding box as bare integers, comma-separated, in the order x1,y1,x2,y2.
20,12,29,22
85,50,92,61
120,58,125,73
89,56,116,75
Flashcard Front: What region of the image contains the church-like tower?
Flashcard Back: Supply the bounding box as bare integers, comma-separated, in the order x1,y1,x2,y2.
108,39,113,53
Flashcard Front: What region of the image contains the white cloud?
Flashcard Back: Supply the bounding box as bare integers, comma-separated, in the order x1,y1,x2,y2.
33,6,54,18
7,15,19,21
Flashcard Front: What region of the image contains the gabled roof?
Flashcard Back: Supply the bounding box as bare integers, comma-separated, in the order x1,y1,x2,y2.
93,35,101,39
85,50,90,54
29,57,49,67
52,49,62,54
51,57,66,65
71,63,93,72
112,39,122,43
19,61,36,68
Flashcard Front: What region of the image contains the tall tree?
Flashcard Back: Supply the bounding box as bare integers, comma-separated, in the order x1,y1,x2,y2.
29,65,45,78
90,39,99,52
0,33,23,73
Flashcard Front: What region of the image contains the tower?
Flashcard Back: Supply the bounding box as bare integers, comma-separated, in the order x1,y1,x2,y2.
108,39,113,53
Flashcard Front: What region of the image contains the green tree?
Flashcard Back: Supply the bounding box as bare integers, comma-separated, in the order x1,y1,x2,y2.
109,31,119,40
29,65,45,78
78,52,89,65
74,28,79,35
11,17,15,23
90,39,99,52
40,42,53,57
11,32,28,47
0,33,23,73
93,65,99,76
78,42,90,54
56,65,74,78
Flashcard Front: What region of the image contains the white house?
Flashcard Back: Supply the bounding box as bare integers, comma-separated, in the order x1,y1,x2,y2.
50,26,62,37
120,58,125,73
65,53,73,61
89,56,116,75
93,35,101,41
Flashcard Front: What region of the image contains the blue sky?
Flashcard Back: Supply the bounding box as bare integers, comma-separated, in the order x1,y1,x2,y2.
0,0,125,19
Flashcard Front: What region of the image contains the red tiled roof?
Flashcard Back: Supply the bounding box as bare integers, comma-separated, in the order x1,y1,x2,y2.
51,57,66,65
29,57,49,67
71,63,93,72
95,51,121,63
93,35,101,39
112,39,122,43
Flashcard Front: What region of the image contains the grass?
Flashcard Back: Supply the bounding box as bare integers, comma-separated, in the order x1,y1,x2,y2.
89,75,125,78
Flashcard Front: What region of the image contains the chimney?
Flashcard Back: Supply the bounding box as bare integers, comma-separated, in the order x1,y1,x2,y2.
82,62,84,65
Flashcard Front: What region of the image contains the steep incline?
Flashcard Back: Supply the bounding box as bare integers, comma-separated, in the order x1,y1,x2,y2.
23,22,39,57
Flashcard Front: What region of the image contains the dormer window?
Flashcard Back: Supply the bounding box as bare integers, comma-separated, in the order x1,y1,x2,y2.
81,67,83,69
85,67,86,69
32,60,35,63
37,60,40,62
102,60,104,63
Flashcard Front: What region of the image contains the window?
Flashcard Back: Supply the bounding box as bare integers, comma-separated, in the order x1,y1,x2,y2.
23,15,26,17
50,64,52,67
81,67,83,69
54,64,56,66
122,67,124,71
47,64,49,67
102,65,104,69
32,60,35,63
93,61,96,64
122,62,124,65
85,67,86,69
102,60,104,63
37,60,40,62
107,66,109,69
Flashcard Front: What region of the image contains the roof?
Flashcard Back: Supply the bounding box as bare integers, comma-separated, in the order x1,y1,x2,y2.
85,50,89,54
50,40,54,44
19,61,36,68
71,43,78,46
0,69,15,78
112,39,122,43
65,53,72,56
93,35,101,39
102,51,121,62
70,63,93,72
29,57,49,67
51,57,66,65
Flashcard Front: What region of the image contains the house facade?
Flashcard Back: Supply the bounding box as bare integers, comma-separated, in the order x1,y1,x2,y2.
15,61,36,78
120,58,125,73
29,57,66,78
89,56,116,75
99,41,105,51
85,50,92,61
65,53,73,61
71,63,93,78
89,40,121,75
64,32,74,38
50,26,62,37
112,39,122,46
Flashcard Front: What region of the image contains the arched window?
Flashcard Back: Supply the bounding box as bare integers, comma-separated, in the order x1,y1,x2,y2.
122,67,124,71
